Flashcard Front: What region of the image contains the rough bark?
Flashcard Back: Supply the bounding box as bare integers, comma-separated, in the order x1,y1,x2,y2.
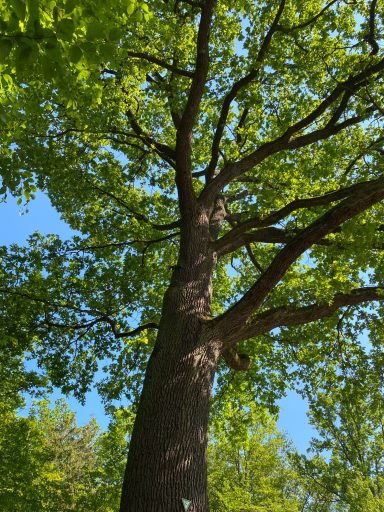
119,318,219,512
119,210,221,512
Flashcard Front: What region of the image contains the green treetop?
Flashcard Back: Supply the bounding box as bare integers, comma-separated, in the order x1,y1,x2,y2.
1,0,384,510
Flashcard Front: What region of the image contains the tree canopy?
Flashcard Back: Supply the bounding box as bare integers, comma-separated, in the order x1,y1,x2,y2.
1,0,384,510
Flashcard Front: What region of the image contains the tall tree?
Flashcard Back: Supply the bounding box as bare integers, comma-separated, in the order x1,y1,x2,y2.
208,400,302,511
294,327,384,511
0,398,100,511
1,0,384,510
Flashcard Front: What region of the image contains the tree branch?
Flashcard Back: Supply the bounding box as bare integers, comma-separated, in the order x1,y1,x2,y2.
212,178,384,344
364,0,379,55
88,180,180,231
245,244,264,273
204,0,286,181
200,57,384,201
216,227,292,256
127,50,194,77
276,0,338,34
236,286,384,343
175,0,216,217
222,347,251,371
126,109,176,168
0,288,159,341
0,288,97,316
215,179,382,255
104,317,159,339
66,232,180,253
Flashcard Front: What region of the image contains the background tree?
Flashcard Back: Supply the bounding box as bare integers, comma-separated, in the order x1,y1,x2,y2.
208,400,302,511
0,391,132,512
93,408,135,512
1,0,384,510
0,397,99,511
293,323,384,512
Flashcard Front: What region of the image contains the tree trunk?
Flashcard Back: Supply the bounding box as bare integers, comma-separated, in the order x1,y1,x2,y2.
119,214,221,511
119,313,219,511
119,204,223,511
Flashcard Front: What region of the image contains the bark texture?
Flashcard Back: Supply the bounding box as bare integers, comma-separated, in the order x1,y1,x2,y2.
119,211,221,511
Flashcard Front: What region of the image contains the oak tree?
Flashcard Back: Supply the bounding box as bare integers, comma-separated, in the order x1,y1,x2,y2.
295,331,384,511
1,0,384,510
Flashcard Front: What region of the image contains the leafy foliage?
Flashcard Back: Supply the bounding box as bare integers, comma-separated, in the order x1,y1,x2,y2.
0,0,383,408
1,0,384,506
0,395,132,512
208,401,302,511
294,340,384,511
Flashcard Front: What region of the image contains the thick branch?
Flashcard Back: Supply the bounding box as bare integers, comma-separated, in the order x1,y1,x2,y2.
217,227,292,256
222,347,251,371
201,57,384,201
215,179,382,255
364,0,379,55
213,178,384,343
175,0,216,217
237,287,384,343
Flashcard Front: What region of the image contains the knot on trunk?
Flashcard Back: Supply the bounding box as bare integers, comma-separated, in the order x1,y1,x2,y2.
222,347,251,371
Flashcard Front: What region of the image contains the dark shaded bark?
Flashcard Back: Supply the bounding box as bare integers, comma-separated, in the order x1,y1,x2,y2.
119,318,219,511
119,208,221,511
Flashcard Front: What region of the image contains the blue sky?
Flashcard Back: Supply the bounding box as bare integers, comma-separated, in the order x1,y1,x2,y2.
2,193,315,452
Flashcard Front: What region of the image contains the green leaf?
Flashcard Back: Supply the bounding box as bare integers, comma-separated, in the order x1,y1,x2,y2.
1,74,13,87
64,0,77,14
69,45,82,64
12,0,26,21
126,1,135,16
16,42,37,66
0,39,13,61
86,21,105,41
131,10,143,22
57,19,75,41
44,38,58,51
77,68,90,81
0,109,6,124
108,27,122,42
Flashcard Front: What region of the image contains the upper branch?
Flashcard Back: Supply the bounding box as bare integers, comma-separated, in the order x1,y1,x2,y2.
364,0,379,55
0,288,97,316
65,231,180,254
127,50,194,77
175,0,217,217
126,109,176,168
88,180,180,231
212,177,384,344
201,57,384,201
204,0,286,181
215,179,381,256
276,0,338,34
217,227,292,256
236,287,384,343
104,317,159,338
